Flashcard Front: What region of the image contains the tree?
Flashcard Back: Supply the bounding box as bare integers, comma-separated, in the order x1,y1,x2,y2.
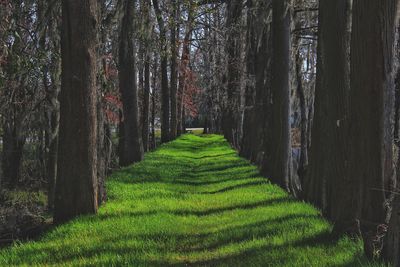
153,0,170,143
177,3,194,136
263,0,292,192
141,0,152,152
169,0,179,140
304,0,351,224
222,0,242,147
348,0,398,259
54,0,99,223
118,0,144,166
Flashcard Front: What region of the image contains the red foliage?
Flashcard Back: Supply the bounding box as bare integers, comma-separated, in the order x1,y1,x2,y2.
103,93,122,124
178,47,202,118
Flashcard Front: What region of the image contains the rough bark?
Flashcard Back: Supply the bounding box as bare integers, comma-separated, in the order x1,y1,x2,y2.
54,0,99,223
169,0,179,140
151,53,158,150
153,0,170,143
304,0,351,225
118,0,144,166
177,4,194,136
240,0,256,159
349,0,398,259
141,0,151,152
222,0,242,146
263,0,292,192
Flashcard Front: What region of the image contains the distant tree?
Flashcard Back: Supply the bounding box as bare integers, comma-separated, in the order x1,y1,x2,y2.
222,0,242,147
140,0,152,152
169,0,179,140
153,0,170,143
54,0,99,223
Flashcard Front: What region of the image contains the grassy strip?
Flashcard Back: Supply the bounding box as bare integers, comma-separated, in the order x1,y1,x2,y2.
0,134,383,266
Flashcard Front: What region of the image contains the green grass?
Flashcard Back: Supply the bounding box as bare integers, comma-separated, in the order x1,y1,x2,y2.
0,134,384,266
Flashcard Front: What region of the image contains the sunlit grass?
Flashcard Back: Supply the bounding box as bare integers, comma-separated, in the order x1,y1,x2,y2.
0,134,384,266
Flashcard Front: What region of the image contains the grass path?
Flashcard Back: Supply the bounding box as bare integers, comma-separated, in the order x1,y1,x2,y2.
0,135,381,266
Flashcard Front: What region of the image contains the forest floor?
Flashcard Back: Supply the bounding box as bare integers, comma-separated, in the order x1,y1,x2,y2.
0,134,383,266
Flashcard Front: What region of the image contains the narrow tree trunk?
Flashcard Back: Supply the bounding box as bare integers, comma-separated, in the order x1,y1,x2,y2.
349,0,398,259
151,53,158,150
177,4,194,137
118,0,144,166
54,0,99,223
169,0,179,140
240,0,256,159
152,0,170,143
294,48,308,184
141,0,151,152
222,0,242,146
142,53,151,152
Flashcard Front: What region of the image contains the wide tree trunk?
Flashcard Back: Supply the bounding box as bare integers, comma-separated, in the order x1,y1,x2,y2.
54,0,99,223
304,0,351,225
348,0,398,259
263,0,292,192
118,0,144,166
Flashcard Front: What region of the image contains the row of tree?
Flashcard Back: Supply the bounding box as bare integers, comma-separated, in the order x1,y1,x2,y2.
1,0,400,265
0,0,204,211
214,0,400,264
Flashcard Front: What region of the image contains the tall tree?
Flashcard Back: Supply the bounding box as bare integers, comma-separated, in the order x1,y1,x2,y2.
141,0,152,152
54,0,99,223
384,23,400,266
222,0,242,147
118,0,144,166
177,3,194,136
263,0,292,192
153,0,170,143
348,0,398,259
304,0,351,225
169,0,179,140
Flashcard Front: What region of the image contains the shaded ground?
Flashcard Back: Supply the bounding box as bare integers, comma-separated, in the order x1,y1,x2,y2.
0,135,383,266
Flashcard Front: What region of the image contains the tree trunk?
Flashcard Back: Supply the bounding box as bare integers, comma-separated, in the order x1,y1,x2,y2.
240,0,256,159
294,41,308,185
169,0,179,140
222,0,242,146
118,0,144,166
348,0,398,259
152,0,170,143
304,0,351,226
263,0,292,192
151,53,158,150
177,4,194,137
54,0,99,223
141,0,151,152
